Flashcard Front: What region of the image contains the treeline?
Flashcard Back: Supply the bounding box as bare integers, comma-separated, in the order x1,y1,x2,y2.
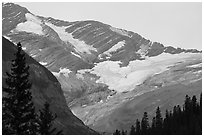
2,43,63,135
113,94,202,135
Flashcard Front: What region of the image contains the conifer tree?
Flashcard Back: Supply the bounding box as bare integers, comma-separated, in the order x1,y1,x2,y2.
199,94,202,134
200,94,202,110
155,106,163,133
165,110,169,120
141,112,149,134
163,110,170,134
2,42,38,135
192,95,198,114
151,117,156,134
38,101,63,135
184,95,191,113
129,125,136,135
135,119,141,135
113,129,121,135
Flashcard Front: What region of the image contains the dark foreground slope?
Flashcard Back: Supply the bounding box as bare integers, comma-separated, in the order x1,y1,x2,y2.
2,37,96,135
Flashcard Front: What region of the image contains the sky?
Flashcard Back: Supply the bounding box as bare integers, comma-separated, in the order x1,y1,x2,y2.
15,2,202,50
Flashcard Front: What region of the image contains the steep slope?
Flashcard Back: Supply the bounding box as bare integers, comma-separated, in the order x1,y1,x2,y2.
2,37,96,135
2,3,200,72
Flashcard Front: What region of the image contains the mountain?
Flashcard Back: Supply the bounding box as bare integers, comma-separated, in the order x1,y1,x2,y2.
2,3,200,71
2,37,97,134
2,2,202,133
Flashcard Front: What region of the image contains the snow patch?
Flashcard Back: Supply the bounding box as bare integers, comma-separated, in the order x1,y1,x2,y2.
71,23,92,34
51,72,59,77
187,63,202,68
15,13,43,35
22,46,26,50
71,51,81,58
76,73,84,80
99,100,103,103
52,67,72,77
103,40,126,56
16,21,43,35
39,62,47,65
9,12,21,18
137,43,151,58
193,70,202,74
98,54,103,60
77,69,91,74
3,35,11,41
59,68,72,77
45,22,97,54
30,54,37,58
71,110,77,116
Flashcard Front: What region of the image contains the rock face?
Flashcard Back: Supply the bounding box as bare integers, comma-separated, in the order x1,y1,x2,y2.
2,3,202,134
2,3,201,71
2,37,96,135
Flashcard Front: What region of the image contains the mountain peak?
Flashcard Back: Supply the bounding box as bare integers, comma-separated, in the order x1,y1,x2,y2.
2,3,201,72
2,2,30,34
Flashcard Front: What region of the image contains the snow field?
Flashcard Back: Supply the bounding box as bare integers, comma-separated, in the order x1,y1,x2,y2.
45,22,97,54
88,53,201,92
15,13,43,35
52,68,72,77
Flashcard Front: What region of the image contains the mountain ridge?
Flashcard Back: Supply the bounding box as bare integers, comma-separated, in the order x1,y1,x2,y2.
3,3,201,72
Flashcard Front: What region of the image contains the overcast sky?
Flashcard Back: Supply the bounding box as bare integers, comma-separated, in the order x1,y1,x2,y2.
15,2,202,50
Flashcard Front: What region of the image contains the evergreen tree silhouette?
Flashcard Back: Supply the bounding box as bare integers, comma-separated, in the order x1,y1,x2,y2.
192,95,199,114
198,93,202,132
141,112,149,134
135,119,141,135
38,101,63,135
198,94,202,134
129,125,136,135
113,129,121,135
2,42,38,135
155,106,163,134
200,94,202,111
163,110,170,134
151,117,156,134
184,95,191,113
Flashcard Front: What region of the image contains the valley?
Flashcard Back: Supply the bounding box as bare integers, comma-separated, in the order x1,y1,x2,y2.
2,2,202,134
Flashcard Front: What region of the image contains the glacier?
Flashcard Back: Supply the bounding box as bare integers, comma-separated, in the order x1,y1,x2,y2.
87,53,201,92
